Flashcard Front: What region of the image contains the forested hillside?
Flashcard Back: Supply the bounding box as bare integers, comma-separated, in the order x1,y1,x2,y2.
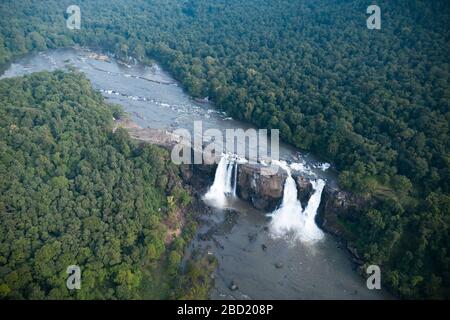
0,0,449,298
0,71,214,299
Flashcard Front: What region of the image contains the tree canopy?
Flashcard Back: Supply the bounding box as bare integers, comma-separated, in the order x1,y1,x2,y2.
0,0,449,298
0,70,215,299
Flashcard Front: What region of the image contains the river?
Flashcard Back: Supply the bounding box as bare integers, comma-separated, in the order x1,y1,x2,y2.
1,47,389,299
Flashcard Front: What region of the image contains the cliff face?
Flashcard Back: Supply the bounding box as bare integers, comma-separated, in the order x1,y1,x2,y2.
317,186,371,265
317,187,368,238
236,163,287,211
235,164,316,212
317,187,352,238
180,163,216,194
296,176,314,209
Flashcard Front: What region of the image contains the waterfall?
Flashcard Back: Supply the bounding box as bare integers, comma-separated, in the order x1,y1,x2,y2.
204,155,229,207
224,159,234,194
232,161,238,197
204,154,238,208
269,162,325,243
300,179,325,242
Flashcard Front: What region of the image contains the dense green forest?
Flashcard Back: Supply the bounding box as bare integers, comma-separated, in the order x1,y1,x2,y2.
0,71,215,299
0,0,449,298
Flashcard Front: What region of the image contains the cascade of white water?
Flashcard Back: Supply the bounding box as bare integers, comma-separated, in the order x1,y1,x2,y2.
204,154,238,208
224,160,234,194
204,155,230,207
299,179,325,242
269,161,325,243
232,161,238,197
269,163,304,236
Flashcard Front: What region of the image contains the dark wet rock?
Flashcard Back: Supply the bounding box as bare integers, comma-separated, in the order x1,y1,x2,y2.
180,164,193,181
198,232,213,241
229,281,239,291
198,223,220,241
162,142,320,214
236,163,287,211
248,232,258,243
295,176,314,209
347,245,364,265
233,162,320,213
180,163,216,192
224,209,239,225
214,210,239,235
193,163,217,179
347,244,362,260
352,258,364,266
252,196,272,211
317,186,363,238
213,238,224,250
118,125,324,216
316,186,373,266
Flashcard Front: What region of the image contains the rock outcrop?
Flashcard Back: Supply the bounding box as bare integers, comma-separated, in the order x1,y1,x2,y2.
235,164,316,212
180,163,216,194
317,186,371,265
236,164,287,211
295,176,314,209
317,187,368,238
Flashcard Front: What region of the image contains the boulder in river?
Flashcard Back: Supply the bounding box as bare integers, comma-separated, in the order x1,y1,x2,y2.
248,232,258,243
237,163,287,211
229,281,239,291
